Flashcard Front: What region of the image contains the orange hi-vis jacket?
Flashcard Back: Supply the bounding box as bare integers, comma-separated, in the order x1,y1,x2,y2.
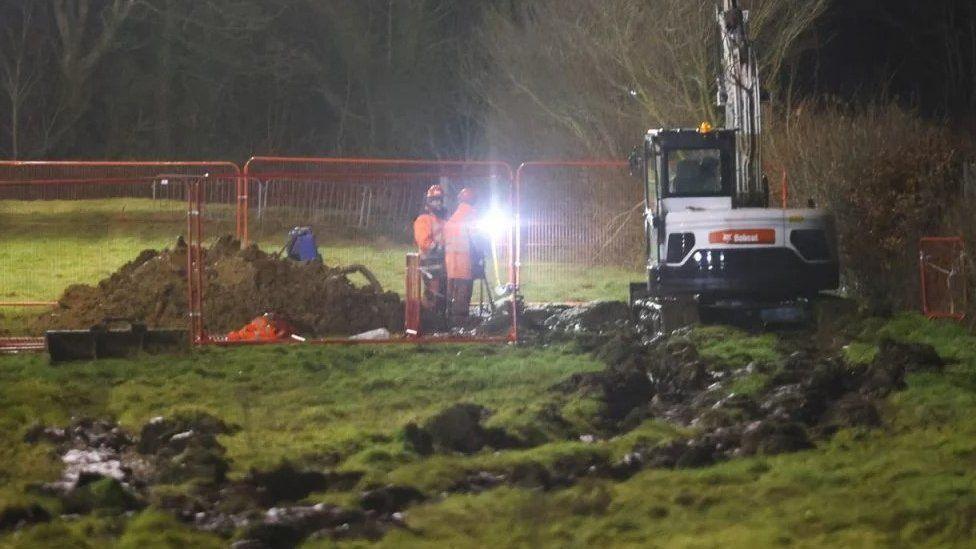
413,213,445,257
445,202,476,280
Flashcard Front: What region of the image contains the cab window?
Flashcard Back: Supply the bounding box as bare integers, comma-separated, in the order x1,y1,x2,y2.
663,149,725,197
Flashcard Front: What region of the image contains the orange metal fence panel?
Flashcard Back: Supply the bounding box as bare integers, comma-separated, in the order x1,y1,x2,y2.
515,161,644,304
0,161,239,204
0,162,237,348
0,171,227,349
919,237,967,320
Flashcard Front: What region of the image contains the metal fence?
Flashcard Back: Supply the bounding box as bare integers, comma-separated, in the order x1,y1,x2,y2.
1,156,650,350
208,157,518,344
0,161,239,204
919,237,967,320
0,161,237,306
0,170,230,350
515,161,645,303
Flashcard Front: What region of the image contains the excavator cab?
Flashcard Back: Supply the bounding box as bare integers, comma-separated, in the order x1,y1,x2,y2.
638,128,738,262
646,128,739,207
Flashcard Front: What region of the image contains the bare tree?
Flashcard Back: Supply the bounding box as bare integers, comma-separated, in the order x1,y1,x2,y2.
39,0,138,153
475,0,829,160
0,3,43,158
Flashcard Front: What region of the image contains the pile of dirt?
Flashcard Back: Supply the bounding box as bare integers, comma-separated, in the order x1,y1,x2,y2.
34,236,403,338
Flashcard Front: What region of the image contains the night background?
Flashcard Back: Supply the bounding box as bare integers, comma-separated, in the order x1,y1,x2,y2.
2,1,976,547
1,0,973,160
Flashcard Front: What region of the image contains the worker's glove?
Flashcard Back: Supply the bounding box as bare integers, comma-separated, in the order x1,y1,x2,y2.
426,245,445,262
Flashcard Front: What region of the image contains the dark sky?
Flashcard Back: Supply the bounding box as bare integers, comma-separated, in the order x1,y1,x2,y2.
804,0,976,116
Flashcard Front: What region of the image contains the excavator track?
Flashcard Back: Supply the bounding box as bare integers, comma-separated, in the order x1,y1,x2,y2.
633,292,854,340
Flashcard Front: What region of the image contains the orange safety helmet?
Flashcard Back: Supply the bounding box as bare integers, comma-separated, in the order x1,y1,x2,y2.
457,187,476,204
425,184,446,216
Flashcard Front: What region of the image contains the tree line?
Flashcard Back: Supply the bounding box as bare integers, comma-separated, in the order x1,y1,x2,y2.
0,0,973,162
0,0,499,160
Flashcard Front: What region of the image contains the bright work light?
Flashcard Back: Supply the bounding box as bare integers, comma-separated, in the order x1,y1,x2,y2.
475,208,513,239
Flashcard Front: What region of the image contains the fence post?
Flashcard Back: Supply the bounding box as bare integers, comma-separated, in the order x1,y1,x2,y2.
919,237,967,320
405,253,421,337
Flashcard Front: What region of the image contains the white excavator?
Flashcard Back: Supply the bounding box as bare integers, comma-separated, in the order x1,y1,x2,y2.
630,0,839,329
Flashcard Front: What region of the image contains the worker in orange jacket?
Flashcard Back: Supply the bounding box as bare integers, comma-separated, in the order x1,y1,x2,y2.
413,184,448,329
444,187,483,328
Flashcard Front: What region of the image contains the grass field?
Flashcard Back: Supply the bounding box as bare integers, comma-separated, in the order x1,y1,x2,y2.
9,198,973,546
0,315,974,547
0,198,639,334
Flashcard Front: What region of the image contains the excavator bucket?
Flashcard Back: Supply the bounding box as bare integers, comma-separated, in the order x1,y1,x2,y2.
46,319,187,363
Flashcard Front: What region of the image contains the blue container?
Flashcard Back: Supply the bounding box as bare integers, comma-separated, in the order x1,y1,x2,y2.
285,227,322,262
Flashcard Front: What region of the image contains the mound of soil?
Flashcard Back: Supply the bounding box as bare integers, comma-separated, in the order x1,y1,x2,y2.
34,236,403,337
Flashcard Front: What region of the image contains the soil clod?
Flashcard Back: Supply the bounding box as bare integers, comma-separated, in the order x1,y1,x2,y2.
245,463,362,507
359,485,426,514
419,403,519,454
0,504,51,532
544,301,632,335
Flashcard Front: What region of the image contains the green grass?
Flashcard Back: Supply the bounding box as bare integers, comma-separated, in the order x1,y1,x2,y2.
0,343,607,547
519,263,642,303
2,316,975,547
4,198,976,546
688,325,781,368
373,315,976,548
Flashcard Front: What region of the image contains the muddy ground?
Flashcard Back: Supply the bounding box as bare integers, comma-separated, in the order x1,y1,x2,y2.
33,236,403,338
13,301,949,547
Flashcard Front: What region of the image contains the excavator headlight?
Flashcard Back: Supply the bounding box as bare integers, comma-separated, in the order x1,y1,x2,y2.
666,233,696,263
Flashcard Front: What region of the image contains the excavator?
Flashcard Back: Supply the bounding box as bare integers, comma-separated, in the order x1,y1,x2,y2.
629,0,839,331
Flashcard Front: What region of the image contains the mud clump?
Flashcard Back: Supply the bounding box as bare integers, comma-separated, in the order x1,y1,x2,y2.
61,477,144,514
0,504,51,532
138,412,237,485
556,361,653,426
877,337,945,373
359,485,426,514
244,463,362,507
237,504,382,548
34,236,403,338
21,413,396,546
544,301,631,336
819,393,882,435
408,403,521,455
740,420,813,455
22,417,146,518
